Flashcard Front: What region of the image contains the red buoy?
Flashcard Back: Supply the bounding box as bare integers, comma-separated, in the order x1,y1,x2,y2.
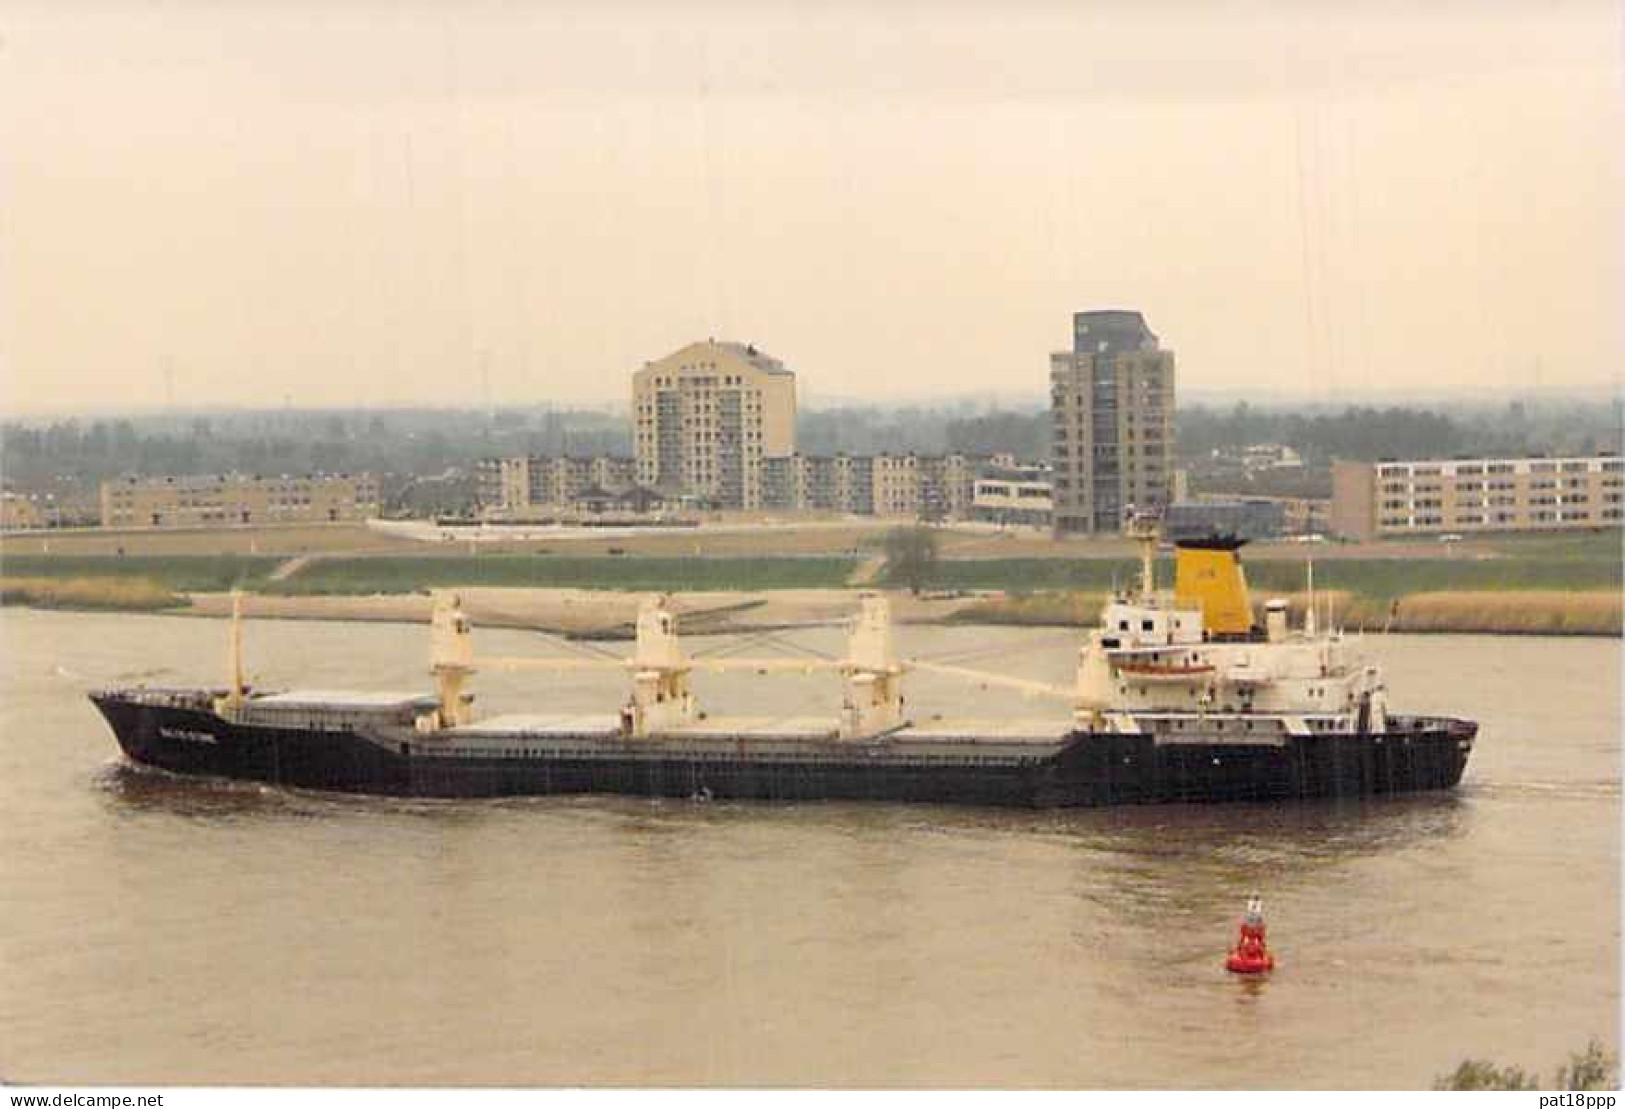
1225,894,1275,974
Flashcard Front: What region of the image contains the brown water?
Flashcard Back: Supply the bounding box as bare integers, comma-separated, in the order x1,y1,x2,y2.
0,609,1618,1088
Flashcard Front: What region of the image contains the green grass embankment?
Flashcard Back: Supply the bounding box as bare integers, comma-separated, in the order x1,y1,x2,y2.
263,555,862,595
0,555,281,592
1252,558,1621,599
893,554,1622,599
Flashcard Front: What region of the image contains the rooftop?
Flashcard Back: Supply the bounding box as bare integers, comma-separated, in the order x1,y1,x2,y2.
644,338,794,377
1071,309,1162,355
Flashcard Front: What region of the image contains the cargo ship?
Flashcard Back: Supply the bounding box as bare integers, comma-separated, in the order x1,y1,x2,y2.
90,528,1476,807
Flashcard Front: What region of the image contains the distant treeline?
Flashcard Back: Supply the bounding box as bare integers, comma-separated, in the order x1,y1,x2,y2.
825,398,1623,465
1180,399,1622,463
797,407,1051,458
945,410,1051,458
0,407,631,487
3,397,1617,492
796,407,953,456
3,405,1039,484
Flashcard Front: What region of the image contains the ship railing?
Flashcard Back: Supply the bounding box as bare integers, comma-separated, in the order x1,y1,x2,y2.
1385,714,1472,735
95,687,222,711
234,706,406,732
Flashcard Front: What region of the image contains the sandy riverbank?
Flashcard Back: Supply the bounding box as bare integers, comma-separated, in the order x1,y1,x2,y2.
179,587,980,637
156,585,1625,637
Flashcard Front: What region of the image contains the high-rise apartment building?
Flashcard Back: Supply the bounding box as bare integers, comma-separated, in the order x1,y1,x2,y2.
631,339,797,510
1049,310,1176,534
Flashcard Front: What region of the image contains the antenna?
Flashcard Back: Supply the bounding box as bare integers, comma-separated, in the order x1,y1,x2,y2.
1124,511,1159,600
226,589,246,709
1305,555,1317,637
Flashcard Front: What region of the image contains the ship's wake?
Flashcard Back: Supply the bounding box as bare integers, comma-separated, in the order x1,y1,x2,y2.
1466,778,1621,803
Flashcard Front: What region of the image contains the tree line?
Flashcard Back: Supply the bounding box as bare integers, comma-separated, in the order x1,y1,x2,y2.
0,408,630,486
1181,399,1621,464
3,397,1616,489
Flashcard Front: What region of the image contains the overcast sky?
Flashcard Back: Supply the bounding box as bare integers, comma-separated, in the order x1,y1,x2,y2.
1,1,1619,416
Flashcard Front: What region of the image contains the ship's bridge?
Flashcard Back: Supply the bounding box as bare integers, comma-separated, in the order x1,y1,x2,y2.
1098,599,1204,649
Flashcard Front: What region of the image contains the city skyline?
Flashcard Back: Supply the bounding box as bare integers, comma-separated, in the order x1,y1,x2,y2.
2,1,1619,417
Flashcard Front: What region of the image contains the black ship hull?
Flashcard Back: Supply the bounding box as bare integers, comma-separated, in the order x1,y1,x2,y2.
91,692,1476,808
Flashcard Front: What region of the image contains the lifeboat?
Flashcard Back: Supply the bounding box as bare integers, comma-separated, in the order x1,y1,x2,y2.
1116,660,1215,683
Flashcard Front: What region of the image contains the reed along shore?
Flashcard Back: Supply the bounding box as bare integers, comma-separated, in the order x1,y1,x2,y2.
2,576,1617,637
0,576,188,612
949,589,1621,637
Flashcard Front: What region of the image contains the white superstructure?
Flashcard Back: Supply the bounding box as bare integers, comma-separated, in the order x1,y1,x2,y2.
202,518,1393,750
1069,522,1388,739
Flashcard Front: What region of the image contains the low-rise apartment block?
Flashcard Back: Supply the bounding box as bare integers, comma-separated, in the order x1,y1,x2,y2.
1,492,46,530
1331,455,1625,540
872,455,921,518
761,454,876,515
481,451,993,522
761,453,992,520
100,473,380,528
971,465,1054,529
476,456,638,517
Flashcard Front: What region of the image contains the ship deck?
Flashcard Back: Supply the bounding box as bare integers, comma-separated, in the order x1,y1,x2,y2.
453,713,622,738
897,718,1069,743
252,690,440,711
451,713,1069,748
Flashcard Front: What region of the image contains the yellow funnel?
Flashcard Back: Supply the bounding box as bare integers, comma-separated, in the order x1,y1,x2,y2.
1174,539,1254,637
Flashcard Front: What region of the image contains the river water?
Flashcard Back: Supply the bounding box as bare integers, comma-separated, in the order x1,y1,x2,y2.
0,609,1617,1088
